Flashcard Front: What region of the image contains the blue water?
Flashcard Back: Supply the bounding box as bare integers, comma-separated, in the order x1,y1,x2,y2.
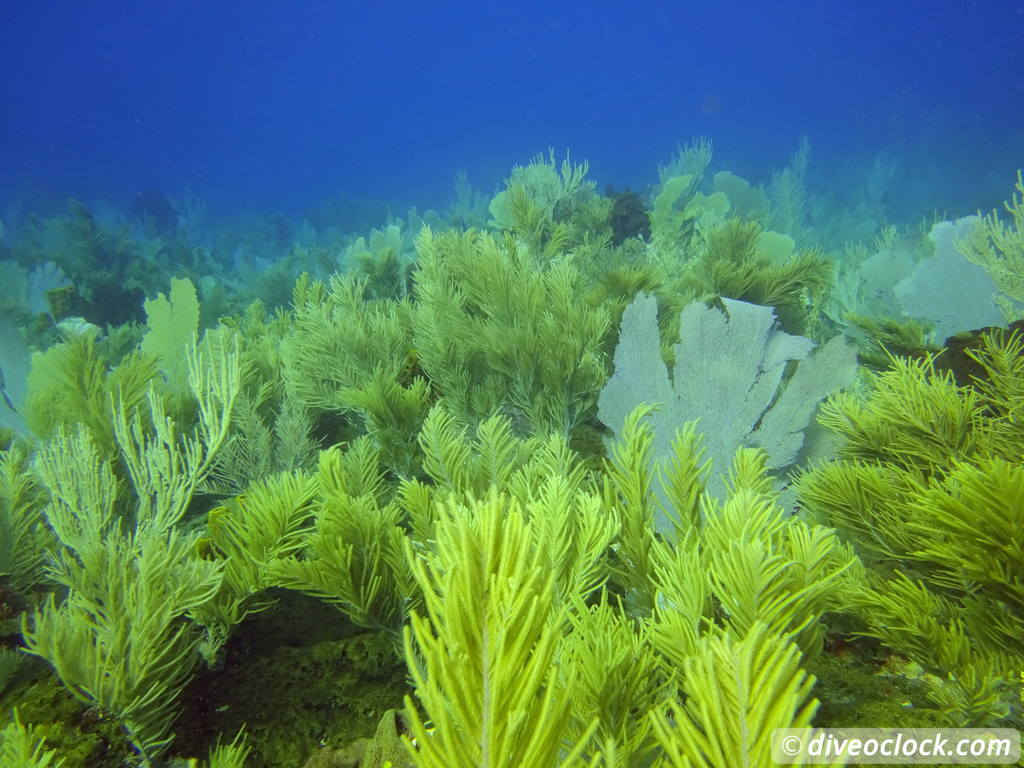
2,0,1022,219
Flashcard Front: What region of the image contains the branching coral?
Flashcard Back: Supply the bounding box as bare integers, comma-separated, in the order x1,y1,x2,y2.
0,447,50,593
0,710,66,768
267,439,417,638
488,149,598,260
651,623,825,768
399,408,859,768
413,226,609,438
687,218,832,334
21,332,241,762
957,169,1024,320
9,148,1024,767
23,333,158,458
192,470,318,664
402,491,598,768
796,329,1024,725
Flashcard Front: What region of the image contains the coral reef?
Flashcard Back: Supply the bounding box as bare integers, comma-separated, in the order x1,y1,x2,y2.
2,151,1023,768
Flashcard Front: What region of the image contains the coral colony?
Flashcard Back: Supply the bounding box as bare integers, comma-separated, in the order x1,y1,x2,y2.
1,149,1023,767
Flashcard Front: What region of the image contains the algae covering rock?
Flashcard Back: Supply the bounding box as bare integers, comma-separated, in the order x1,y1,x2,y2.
172,598,411,768
302,709,414,768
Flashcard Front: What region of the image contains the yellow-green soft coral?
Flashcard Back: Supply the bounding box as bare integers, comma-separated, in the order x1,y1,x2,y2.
796,330,1024,725
398,407,857,768
0,710,66,768
684,218,831,335
267,438,418,638
487,149,603,261
22,332,241,762
0,446,51,593
282,272,427,474
413,226,609,437
401,491,599,768
191,469,317,664
651,623,833,768
957,169,1024,320
23,334,158,457
343,223,416,300
648,173,731,268
282,221,610,457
